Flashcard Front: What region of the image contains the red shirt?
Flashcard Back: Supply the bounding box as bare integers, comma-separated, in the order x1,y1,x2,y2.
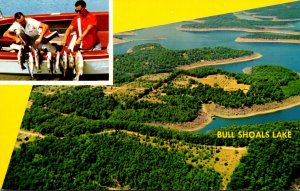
71,11,98,50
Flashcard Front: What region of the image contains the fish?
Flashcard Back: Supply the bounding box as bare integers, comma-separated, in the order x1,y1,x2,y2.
27,52,34,79
54,51,60,73
74,51,84,81
68,52,75,74
46,52,52,73
60,51,68,78
17,45,26,70
34,49,40,72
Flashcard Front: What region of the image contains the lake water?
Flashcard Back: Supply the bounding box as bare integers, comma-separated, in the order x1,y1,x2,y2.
114,20,300,132
0,0,108,16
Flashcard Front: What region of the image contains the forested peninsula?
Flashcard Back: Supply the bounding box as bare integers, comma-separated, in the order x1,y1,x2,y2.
236,33,300,44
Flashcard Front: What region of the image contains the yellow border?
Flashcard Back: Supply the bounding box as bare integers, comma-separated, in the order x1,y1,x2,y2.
0,85,32,188
114,0,297,33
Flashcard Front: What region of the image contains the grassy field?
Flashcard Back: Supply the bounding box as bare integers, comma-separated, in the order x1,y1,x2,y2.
173,74,250,93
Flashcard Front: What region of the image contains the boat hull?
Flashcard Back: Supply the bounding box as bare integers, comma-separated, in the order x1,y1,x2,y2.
0,58,109,75
0,11,110,80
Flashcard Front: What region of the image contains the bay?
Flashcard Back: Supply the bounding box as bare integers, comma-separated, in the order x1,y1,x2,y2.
114,20,300,131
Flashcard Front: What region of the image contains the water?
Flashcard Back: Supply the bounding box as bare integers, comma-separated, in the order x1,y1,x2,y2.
0,0,108,16
199,106,300,133
114,20,300,131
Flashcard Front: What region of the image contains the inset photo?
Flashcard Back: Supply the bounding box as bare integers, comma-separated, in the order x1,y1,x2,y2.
0,0,112,85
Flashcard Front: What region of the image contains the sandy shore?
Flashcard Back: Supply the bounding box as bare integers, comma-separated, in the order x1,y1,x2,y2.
148,110,212,132
203,95,300,119
236,37,300,44
179,52,262,70
113,37,133,45
177,27,300,35
114,31,137,36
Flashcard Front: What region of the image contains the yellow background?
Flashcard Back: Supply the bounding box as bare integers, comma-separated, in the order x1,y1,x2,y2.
0,86,31,188
113,0,296,33
0,0,297,188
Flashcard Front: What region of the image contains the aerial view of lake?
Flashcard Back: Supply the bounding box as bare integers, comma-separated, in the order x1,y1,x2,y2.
114,19,300,132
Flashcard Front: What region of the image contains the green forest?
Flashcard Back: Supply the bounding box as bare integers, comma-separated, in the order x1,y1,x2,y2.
4,111,300,190
21,65,300,126
6,70,299,189
241,33,300,40
114,43,253,83
247,1,300,19
181,14,291,30
4,133,222,190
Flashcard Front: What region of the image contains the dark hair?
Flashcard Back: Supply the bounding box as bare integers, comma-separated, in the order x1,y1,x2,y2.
75,0,86,8
14,12,24,20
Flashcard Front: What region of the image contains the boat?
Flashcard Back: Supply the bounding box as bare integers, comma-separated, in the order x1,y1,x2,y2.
0,11,109,79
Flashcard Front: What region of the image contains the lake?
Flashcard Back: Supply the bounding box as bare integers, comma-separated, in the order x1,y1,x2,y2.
0,0,108,16
114,20,300,132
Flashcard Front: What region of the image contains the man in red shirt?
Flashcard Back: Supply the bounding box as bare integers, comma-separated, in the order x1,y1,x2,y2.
61,0,98,50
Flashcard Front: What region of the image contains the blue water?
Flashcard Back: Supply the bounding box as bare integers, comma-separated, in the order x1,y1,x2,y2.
114,20,300,132
0,0,108,16
115,22,300,72
200,107,300,133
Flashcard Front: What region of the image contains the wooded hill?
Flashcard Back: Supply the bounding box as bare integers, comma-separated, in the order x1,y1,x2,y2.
181,14,291,30
114,43,253,83
25,65,300,125
240,33,300,40
246,1,300,20
4,112,300,190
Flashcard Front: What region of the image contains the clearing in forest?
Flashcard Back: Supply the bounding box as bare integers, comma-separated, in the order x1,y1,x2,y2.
173,74,250,93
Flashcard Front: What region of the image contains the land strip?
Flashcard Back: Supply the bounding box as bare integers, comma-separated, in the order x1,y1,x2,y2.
236,37,300,44
203,95,300,119
178,52,262,70
176,27,300,35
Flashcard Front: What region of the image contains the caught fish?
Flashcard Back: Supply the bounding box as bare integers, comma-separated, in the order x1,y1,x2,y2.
74,51,84,81
68,52,75,74
34,49,40,72
46,52,54,75
27,52,34,79
60,51,68,77
46,52,52,73
54,51,60,73
17,45,26,70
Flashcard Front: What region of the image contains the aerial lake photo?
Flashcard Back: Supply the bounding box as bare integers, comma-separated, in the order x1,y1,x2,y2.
3,1,300,190
114,5,300,132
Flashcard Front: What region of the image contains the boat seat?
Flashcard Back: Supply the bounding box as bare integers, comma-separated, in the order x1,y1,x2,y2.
97,31,108,50
41,30,59,43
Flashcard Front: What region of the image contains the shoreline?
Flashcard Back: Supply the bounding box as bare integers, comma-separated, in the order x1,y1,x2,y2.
236,37,300,44
149,87,300,132
203,96,300,119
114,31,137,36
176,27,300,35
113,37,133,45
148,111,212,132
179,52,262,70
